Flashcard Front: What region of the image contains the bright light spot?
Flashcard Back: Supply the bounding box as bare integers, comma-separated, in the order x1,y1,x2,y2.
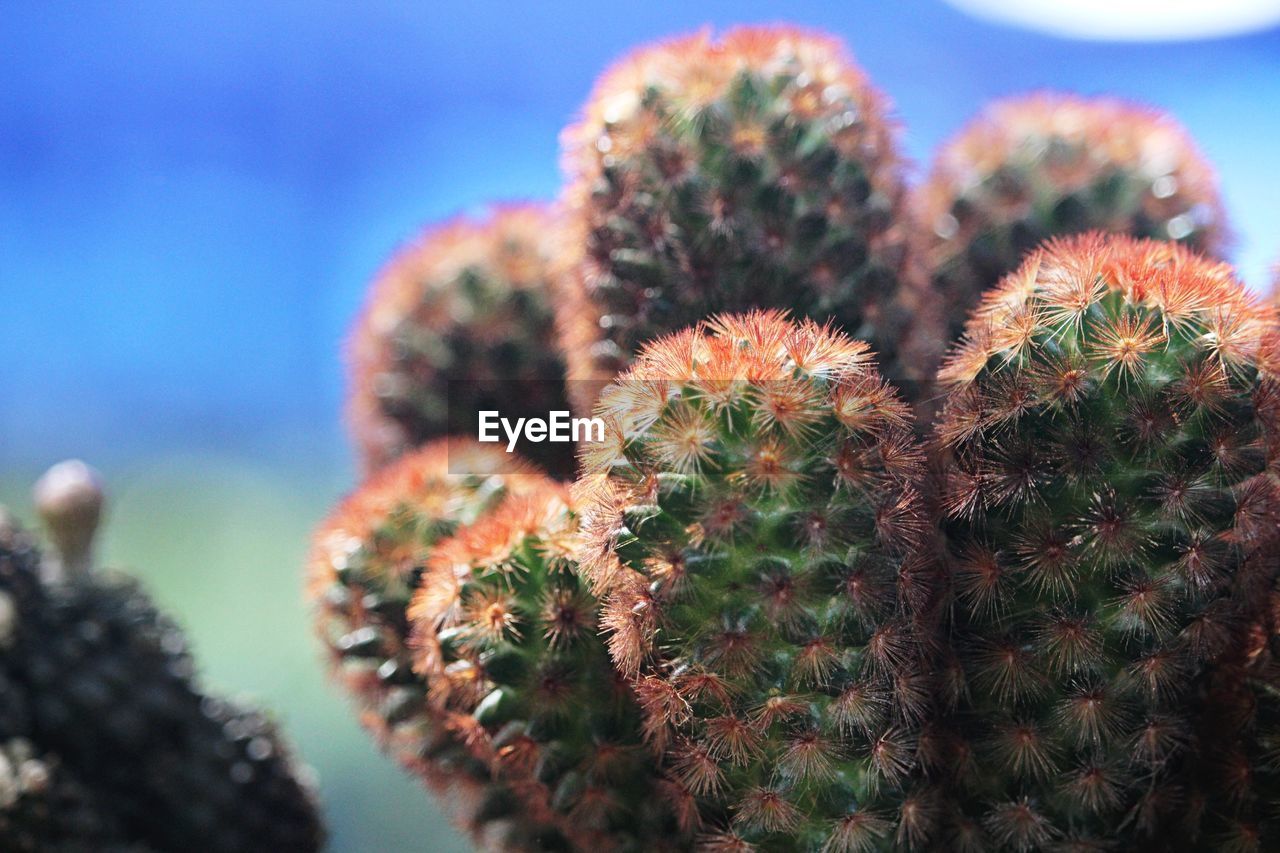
1151,176,1178,199
1166,214,1194,239
945,0,1280,41
934,213,960,240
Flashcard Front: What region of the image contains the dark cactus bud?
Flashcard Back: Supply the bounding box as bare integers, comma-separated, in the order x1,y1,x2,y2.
33,459,104,581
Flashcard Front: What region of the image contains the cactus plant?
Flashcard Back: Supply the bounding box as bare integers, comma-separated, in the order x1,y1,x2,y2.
306,438,573,849
348,204,577,477
914,94,1229,343
575,310,939,850
409,482,682,850
1,472,324,853
1,516,140,853
932,234,1280,849
299,19,1280,851
557,26,936,411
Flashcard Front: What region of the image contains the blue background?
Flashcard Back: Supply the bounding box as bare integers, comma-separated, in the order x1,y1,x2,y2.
1,2,1278,850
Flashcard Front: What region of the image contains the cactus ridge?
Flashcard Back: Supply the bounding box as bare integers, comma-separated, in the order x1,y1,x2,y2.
934,234,1280,849
575,310,939,850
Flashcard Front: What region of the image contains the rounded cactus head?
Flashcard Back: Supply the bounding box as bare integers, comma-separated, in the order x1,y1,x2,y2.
575,310,939,849
306,439,566,848
934,234,1280,848
348,204,576,477
558,26,932,410
915,93,1230,342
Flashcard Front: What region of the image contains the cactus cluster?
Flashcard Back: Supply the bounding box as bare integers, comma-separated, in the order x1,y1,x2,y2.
311,19,1280,853
1,472,324,852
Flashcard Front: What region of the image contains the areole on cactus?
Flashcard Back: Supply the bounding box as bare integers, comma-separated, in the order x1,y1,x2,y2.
574,310,939,851
932,235,1280,850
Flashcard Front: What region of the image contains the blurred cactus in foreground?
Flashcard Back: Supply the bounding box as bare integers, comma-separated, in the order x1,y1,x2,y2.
914,94,1229,343
557,26,938,412
349,205,576,477
1,463,324,852
576,311,940,850
933,236,1280,849
0,736,145,852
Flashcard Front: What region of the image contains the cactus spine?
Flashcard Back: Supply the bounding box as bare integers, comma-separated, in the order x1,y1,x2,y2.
558,27,935,411
576,310,937,850
914,94,1229,343
933,235,1280,849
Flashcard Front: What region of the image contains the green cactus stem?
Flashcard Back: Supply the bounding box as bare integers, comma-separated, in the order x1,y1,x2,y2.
575,310,939,851
932,235,1280,850
913,94,1229,344
307,438,572,850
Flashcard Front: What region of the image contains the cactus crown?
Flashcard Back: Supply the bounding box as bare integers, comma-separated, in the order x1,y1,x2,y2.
348,205,574,474
916,93,1229,342
576,310,936,850
934,234,1280,848
558,26,921,403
